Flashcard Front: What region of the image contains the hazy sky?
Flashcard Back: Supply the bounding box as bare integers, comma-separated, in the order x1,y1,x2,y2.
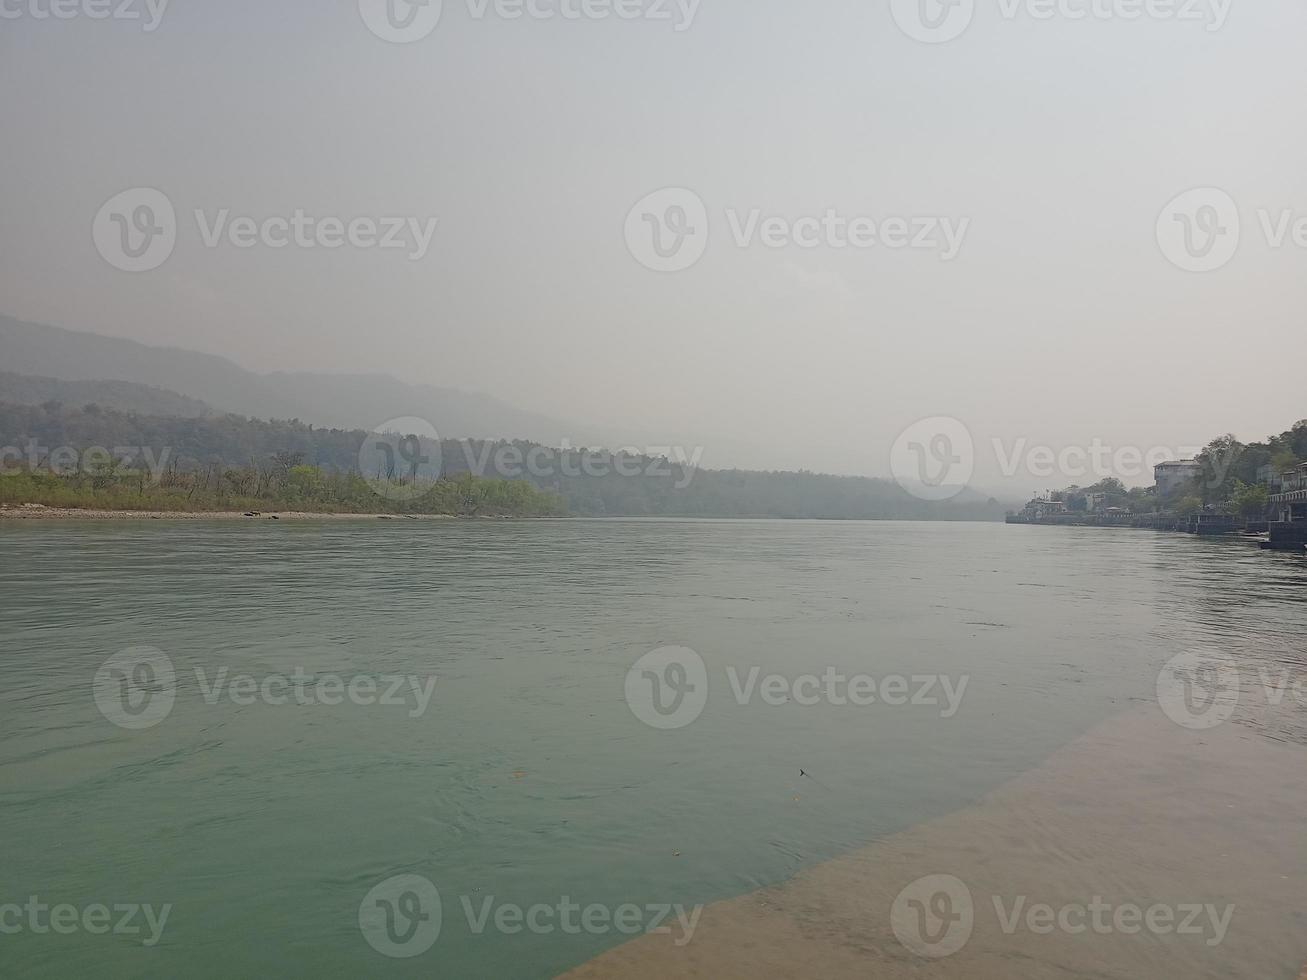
2,0,1305,489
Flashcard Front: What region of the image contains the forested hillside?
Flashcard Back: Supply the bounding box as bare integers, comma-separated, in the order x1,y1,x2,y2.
0,402,1007,520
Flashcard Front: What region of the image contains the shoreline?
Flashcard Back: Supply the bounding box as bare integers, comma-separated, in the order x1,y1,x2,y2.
0,507,1009,524
0,505,473,521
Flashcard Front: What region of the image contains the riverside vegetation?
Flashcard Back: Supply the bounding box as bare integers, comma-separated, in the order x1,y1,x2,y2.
0,465,567,518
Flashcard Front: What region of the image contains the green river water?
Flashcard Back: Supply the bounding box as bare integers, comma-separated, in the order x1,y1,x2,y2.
1,519,1303,977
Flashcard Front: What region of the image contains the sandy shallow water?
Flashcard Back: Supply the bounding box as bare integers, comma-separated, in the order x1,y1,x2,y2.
562,707,1307,979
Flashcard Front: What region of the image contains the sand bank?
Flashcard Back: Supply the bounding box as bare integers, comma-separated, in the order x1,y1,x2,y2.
562,708,1307,979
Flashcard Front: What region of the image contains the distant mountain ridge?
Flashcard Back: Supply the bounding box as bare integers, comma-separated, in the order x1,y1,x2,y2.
0,314,588,445
0,371,212,417
0,316,1021,503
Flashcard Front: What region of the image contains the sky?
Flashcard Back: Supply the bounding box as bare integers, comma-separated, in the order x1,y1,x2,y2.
2,0,1305,492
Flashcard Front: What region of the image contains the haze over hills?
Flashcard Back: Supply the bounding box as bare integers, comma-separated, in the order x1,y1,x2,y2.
0,314,600,448
1,314,840,477
0,314,1019,508
0,315,1015,517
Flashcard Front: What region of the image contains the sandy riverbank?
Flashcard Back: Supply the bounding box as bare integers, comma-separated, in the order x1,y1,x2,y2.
0,505,460,521
561,707,1307,979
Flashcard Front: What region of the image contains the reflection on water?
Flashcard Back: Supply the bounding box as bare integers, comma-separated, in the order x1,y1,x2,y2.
0,520,1302,977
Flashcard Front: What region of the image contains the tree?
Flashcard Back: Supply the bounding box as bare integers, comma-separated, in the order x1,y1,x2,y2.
1271,450,1298,473
1196,435,1244,505
1231,480,1268,517
1176,495,1203,516
1087,477,1127,495
1127,487,1154,515
88,452,122,491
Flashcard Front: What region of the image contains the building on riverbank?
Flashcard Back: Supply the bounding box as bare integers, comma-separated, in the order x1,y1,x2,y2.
1154,460,1202,497
1006,458,1306,552
1266,463,1307,550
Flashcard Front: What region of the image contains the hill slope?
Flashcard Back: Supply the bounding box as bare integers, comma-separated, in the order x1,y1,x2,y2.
0,315,586,443
0,371,212,417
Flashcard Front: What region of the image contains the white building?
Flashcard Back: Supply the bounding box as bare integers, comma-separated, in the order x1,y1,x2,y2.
1154,460,1202,498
